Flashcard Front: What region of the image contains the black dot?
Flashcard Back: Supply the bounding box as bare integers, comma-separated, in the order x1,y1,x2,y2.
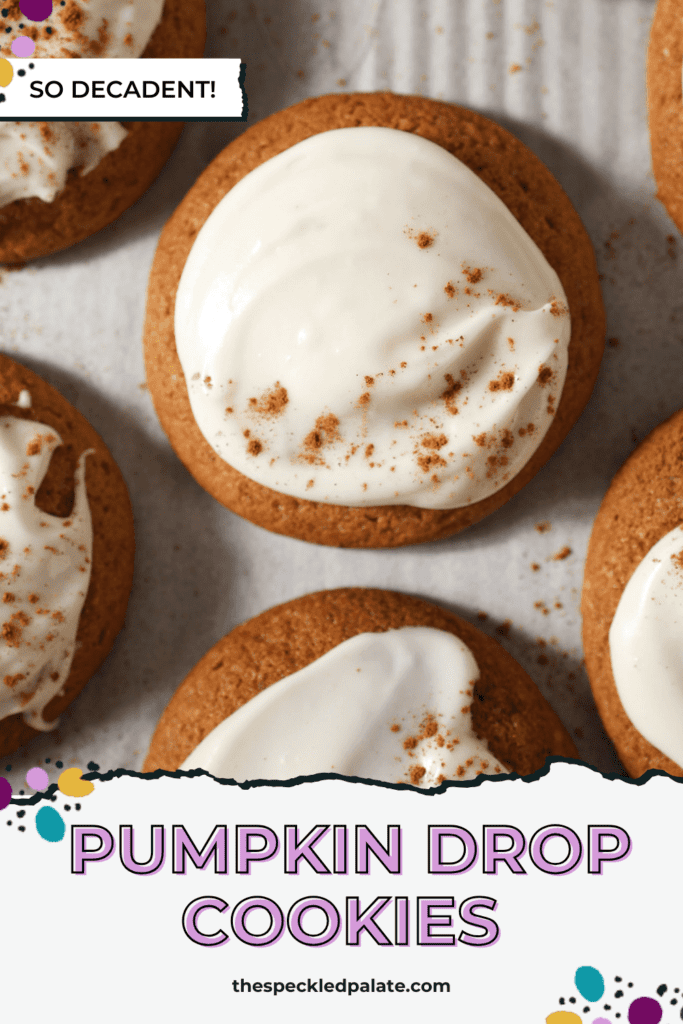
18,826,25,832
615,991,624,999
676,989,680,994
87,762,99,772
56,761,63,769
45,25,51,33
616,1015,621,1019
18,68,25,76
19,790,24,795
672,1000,678,1006
75,803,81,811
583,1008,589,1014
628,983,633,989
1,8,8,16
658,986,668,997
50,795,56,802
559,999,565,1006
64,805,70,812
4,27,9,32
16,810,24,818
28,62,34,68
569,998,576,1004
18,22,23,27
45,758,51,764
0,95,6,103
6,820,11,825
615,978,622,983
604,1007,611,1012
5,765,11,771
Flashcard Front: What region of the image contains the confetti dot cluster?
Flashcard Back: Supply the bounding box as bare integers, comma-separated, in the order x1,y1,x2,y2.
1,0,51,88
547,968,674,1024
1,760,95,842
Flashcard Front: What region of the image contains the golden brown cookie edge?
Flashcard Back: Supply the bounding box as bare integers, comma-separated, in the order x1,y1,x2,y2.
0,0,207,264
0,354,135,756
144,91,605,548
144,587,578,776
647,0,683,236
582,408,683,777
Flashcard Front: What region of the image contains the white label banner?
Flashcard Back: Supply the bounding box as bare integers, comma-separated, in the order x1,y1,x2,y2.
0,58,245,120
1,762,680,1024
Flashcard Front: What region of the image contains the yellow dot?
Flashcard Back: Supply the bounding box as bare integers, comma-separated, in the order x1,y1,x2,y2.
546,1014,582,1024
0,58,13,89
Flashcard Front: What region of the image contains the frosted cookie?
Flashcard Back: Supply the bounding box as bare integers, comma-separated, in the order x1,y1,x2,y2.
648,0,683,234
0,0,206,263
582,410,683,777
145,93,605,548
0,355,135,756
144,588,577,783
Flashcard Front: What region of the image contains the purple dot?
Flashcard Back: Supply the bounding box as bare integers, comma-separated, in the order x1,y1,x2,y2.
593,1019,612,1024
11,36,35,57
26,766,49,790
628,998,662,1024
0,777,11,810
19,0,52,22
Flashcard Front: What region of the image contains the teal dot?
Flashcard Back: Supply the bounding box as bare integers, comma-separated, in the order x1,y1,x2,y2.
35,805,65,843
575,966,605,1003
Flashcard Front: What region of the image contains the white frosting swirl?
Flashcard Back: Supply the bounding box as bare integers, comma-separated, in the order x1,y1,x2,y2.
0,0,164,207
0,415,93,731
610,526,683,767
181,626,509,786
176,127,570,510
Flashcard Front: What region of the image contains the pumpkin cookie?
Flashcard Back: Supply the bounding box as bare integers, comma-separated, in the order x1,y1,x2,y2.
583,409,683,777
144,588,577,784
0,355,135,756
648,0,683,235
145,92,604,548
0,0,206,263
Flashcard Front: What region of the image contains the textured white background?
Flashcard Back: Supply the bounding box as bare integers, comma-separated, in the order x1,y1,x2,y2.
1,0,679,788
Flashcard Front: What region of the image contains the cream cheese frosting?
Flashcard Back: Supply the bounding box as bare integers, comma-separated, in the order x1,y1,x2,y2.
609,526,683,767
0,415,93,731
0,0,164,206
175,126,571,511
181,626,509,786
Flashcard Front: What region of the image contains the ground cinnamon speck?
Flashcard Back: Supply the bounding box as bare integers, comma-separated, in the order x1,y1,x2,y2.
488,370,515,392
247,438,263,456
463,265,483,284
552,546,572,561
247,382,288,417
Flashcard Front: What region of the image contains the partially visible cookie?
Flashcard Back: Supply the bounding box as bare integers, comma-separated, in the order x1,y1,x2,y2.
648,0,683,234
0,355,135,756
144,587,577,781
583,409,683,777
0,0,206,264
145,92,605,548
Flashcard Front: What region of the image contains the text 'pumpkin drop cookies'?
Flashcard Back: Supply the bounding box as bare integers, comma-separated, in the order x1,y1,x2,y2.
145,93,605,548
144,588,577,784
0,356,135,757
